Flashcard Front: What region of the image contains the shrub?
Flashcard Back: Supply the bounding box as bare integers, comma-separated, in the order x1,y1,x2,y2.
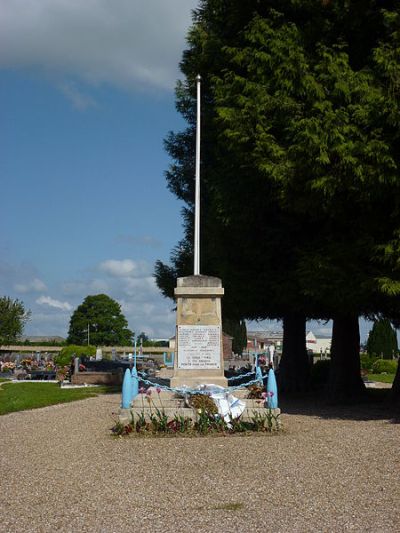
310,360,330,387
54,345,96,367
360,353,379,371
371,359,398,374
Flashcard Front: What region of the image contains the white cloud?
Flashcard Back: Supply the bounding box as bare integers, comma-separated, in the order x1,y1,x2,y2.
26,311,71,337
18,256,176,338
120,298,175,339
0,0,197,91
14,277,47,293
36,295,72,311
99,258,150,278
59,81,96,110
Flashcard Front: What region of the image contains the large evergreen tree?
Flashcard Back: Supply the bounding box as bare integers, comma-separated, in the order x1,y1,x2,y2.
156,0,400,400
366,319,398,359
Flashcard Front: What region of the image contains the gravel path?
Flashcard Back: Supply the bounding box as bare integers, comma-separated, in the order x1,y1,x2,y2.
0,393,399,533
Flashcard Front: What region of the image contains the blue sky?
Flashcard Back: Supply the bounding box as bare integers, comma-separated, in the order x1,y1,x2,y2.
1,0,197,339
0,0,376,342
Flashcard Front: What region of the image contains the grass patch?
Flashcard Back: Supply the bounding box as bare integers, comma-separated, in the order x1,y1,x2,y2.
367,373,395,384
0,383,118,415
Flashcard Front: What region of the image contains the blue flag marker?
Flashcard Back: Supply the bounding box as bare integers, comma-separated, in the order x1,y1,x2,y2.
267,368,278,409
121,368,132,409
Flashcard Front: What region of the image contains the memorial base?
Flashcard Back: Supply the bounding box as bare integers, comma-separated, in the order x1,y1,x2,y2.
170,373,228,389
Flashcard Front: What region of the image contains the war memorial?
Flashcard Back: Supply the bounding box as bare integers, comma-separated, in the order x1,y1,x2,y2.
118,76,279,428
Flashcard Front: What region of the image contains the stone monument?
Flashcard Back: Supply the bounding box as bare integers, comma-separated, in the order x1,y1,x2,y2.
170,275,227,389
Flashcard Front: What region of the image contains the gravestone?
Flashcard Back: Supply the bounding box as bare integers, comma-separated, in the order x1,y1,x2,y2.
170,275,227,389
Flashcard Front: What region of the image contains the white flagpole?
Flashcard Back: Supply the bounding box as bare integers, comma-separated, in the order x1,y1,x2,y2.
194,74,201,275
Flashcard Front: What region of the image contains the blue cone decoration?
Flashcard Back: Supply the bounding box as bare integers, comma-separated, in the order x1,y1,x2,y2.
266,368,278,409
131,367,139,401
121,368,132,409
255,364,263,383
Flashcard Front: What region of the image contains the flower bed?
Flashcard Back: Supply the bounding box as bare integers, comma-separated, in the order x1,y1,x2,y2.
113,386,281,437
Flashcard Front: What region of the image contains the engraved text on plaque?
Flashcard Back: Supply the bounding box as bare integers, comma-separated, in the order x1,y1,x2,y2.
177,325,221,369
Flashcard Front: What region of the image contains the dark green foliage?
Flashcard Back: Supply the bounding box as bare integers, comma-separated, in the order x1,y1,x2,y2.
156,0,400,400
371,359,398,374
360,353,379,372
54,345,96,367
0,297,31,344
366,319,398,359
223,318,247,355
137,332,148,343
67,294,133,346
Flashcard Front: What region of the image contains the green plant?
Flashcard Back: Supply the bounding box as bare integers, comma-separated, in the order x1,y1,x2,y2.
371,359,398,374
111,416,133,436
250,409,281,432
168,414,193,433
360,353,379,371
149,408,169,433
54,345,96,367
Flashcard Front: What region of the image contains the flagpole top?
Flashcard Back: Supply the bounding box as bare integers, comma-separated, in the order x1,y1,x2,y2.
196,74,201,82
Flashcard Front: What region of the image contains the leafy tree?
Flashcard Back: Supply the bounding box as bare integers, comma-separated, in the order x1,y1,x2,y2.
211,5,400,399
67,294,133,346
156,0,400,400
0,297,31,344
366,319,398,359
137,332,148,343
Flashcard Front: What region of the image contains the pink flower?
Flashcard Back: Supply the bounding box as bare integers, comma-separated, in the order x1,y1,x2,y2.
261,392,267,399
145,389,152,396
139,387,146,394
156,387,162,394
268,391,274,397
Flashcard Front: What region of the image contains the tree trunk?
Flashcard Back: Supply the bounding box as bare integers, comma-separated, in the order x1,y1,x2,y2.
328,315,366,402
389,359,400,406
278,313,310,393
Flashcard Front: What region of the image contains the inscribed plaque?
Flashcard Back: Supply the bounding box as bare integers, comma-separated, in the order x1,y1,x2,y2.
177,325,221,369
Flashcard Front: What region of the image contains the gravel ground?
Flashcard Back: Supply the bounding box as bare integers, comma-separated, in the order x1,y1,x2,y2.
0,393,399,533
